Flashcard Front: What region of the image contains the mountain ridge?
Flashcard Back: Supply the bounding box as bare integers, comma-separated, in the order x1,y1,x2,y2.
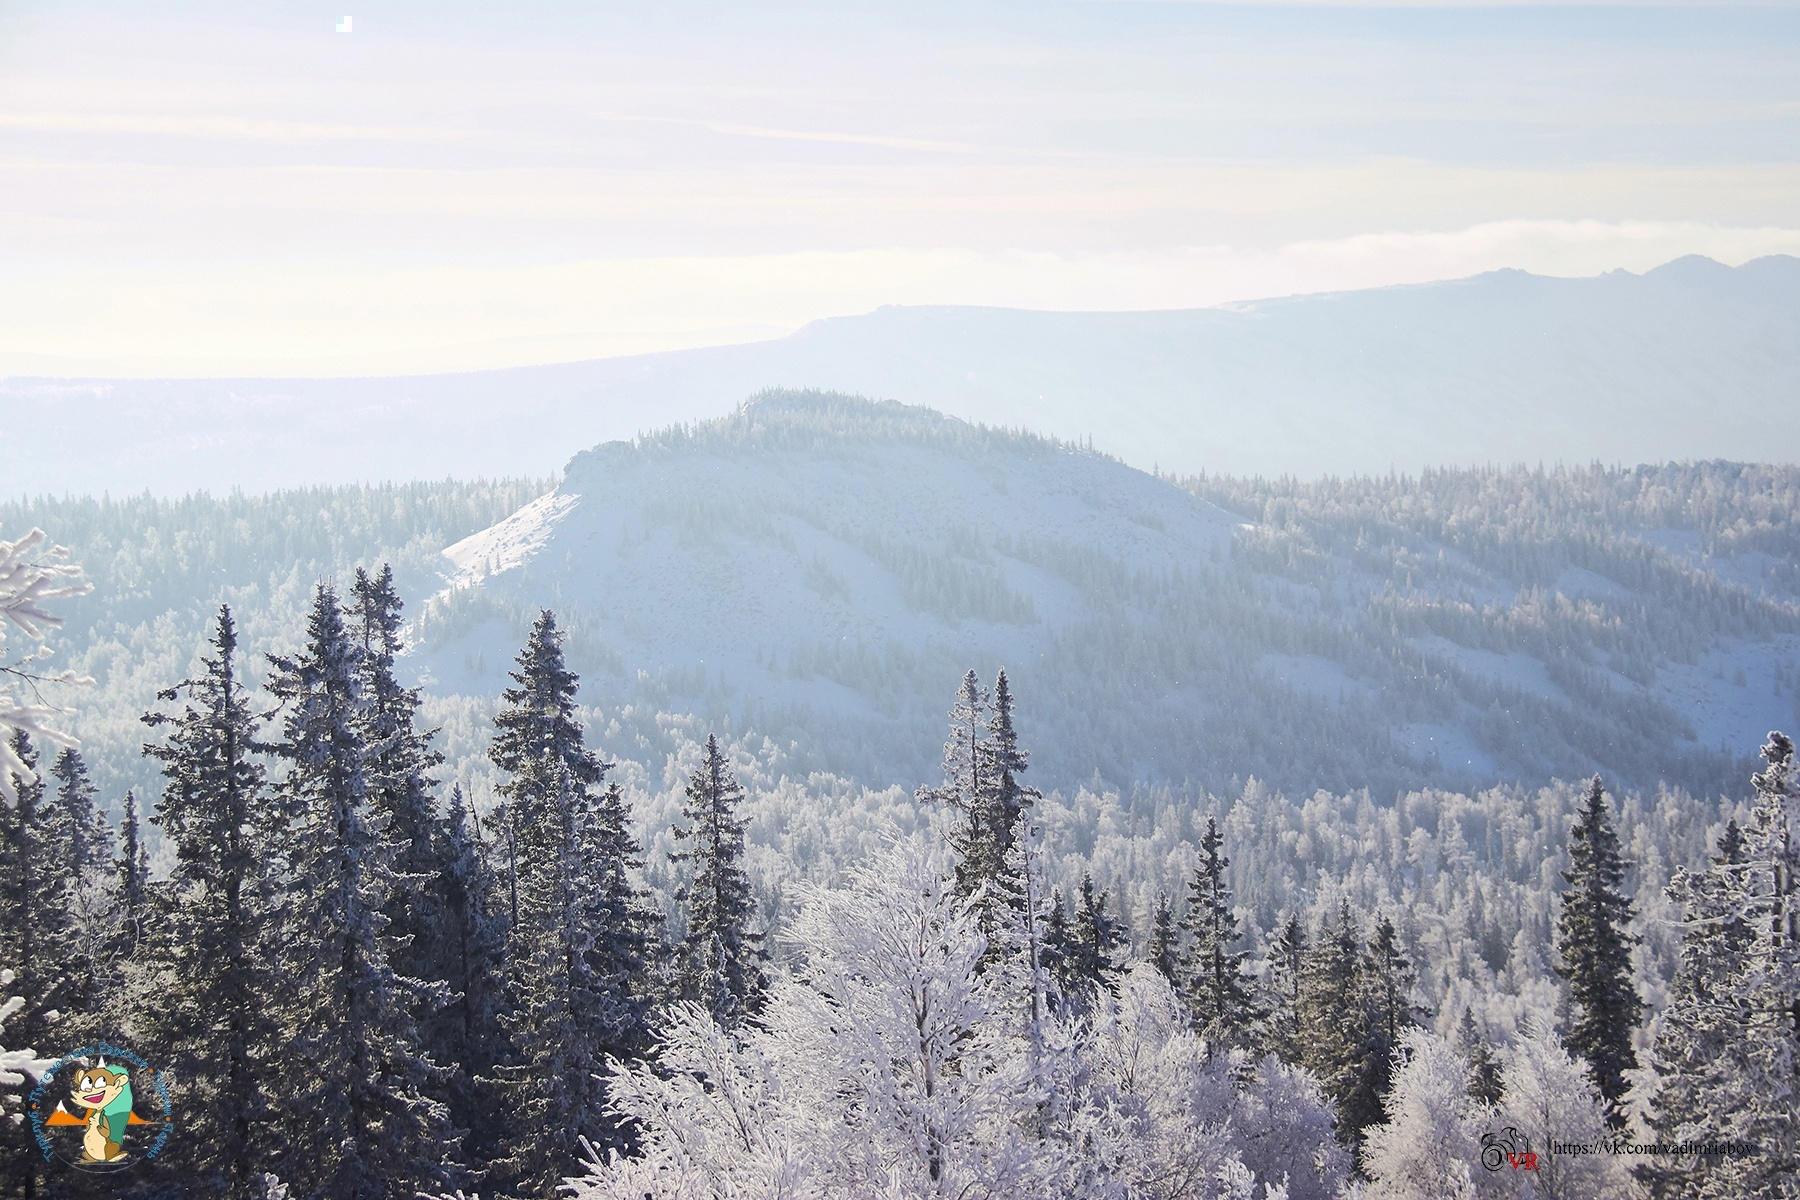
5,255,1795,496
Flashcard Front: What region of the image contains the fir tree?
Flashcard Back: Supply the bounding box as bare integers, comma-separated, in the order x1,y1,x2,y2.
266,583,456,1199
1456,1007,1502,1106
488,611,657,1194
350,565,448,988
1297,900,1370,1153
1263,914,1308,1066
1179,816,1258,1052
0,731,73,1199
671,733,766,1025
117,789,148,946
1553,775,1643,1123
1343,913,1420,1152
1146,890,1179,986
141,606,283,1197
48,747,110,882
429,786,509,1169
45,746,114,1031
1053,872,1126,1009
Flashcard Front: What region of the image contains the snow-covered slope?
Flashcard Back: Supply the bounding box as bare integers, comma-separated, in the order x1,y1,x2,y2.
413,392,1800,798
7,255,1797,495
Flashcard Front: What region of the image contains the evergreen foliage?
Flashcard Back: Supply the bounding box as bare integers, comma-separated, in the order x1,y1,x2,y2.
1553,775,1643,1122
671,733,765,1026
487,610,656,1195
265,583,456,1199
1178,816,1259,1052
140,607,283,1196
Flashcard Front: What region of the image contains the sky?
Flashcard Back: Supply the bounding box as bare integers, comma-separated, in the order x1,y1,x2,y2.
2,0,1798,377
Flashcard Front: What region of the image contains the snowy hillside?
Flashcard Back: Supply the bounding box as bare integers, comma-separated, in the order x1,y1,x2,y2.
412,391,1800,798
6,255,1797,495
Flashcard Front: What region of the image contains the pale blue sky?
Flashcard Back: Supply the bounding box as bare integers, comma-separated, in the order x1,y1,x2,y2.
2,1,1797,374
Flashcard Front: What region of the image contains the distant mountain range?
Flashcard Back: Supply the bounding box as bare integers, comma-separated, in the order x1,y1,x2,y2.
6,254,1796,496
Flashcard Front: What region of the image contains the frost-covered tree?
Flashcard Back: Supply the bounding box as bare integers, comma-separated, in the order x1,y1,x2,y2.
922,669,1040,955
428,786,509,1167
350,565,449,990
266,583,456,1199
1263,914,1308,1066
1180,817,1258,1052
1456,1007,1503,1106
488,610,657,1194
1054,872,1127,1009
1147,890,1179,986
0,528,90,808
574,840,1044,1198
1642,734,1799,1198
1297,900,1369,1150
1361,1028,1487,1200
0,966,51,1125
141,606,285,1197
1496,1025,1638,1200
1553,776,1642,1122
116,788,148,954
1345,913,1421,1146
671,733,765,1026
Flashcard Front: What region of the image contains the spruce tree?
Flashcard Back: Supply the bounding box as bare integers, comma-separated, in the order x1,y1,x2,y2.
1146,890,1179,986
1553,775,1643,1123
488,611,657,1194
0,731,73,1199
117,789,148,951
1179,816,1258,1052
350,565,448,988
48,747,111,882
45,747,113,1032
1298,901,1372,1153
141,606,283,1197
266,583,456,1199
1054,872,1126,1009
1640,820,1755,1199
671,733,766,1025
1262,914,1308,1066
1456,1007,1503,1106
1343,913,1420,1150
430,786,509,1169
923,670,1041,957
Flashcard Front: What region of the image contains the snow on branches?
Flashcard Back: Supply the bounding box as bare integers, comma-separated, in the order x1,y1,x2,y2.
1,528,92,806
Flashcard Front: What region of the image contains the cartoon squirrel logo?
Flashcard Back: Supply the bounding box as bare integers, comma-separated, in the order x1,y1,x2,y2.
47,1058,139,1162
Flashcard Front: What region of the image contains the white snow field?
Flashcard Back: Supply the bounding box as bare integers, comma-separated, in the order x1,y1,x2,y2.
5,255,1797,496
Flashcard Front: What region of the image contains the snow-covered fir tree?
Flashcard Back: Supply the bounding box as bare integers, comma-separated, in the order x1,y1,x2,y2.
141,606,286,1197
428,785,510,1168
1147,890,1179,986
266,583,456,1199
671,733,766,1025
116,787,148,955
350,565,451,990
921,670,1042,956
1552,775,1643,1122
1297,899,1370,1153
487,610,657,1195
1263,914,1308,1067
1455,1007,1503,1106
1642,733,1799,1198
1179,816,1259,1053
1345,913,1421,1160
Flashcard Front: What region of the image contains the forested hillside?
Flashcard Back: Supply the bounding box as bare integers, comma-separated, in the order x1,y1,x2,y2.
5,392,1797,824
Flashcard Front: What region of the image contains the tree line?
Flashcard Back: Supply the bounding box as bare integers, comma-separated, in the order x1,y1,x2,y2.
3,565,1797,1198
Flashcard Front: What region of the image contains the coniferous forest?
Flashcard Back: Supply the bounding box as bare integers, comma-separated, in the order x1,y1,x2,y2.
2,528,1798,1199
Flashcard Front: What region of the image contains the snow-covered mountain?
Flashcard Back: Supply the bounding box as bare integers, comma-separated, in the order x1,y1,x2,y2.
412,391,1800,799
6,255,1797,496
